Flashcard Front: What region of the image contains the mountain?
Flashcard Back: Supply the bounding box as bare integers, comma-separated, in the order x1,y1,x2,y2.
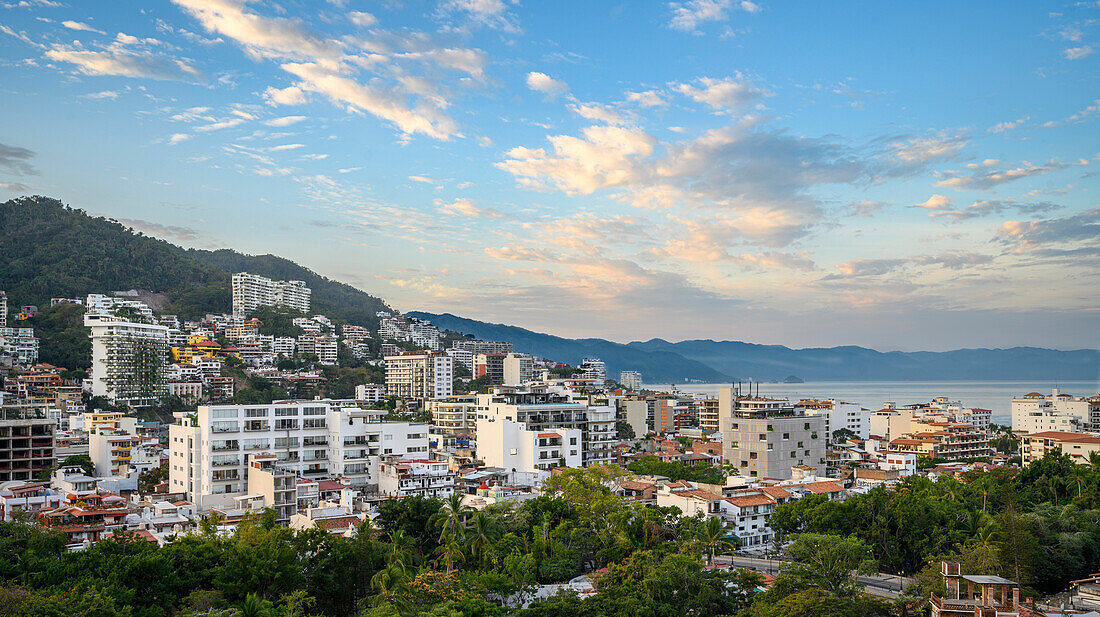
627,339,1100,382
413,312,1100,382
0,196,391,327
406,312,730,383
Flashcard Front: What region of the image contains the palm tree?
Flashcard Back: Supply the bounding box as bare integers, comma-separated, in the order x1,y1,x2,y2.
432,493,472,546
438,536,466,573
466,511,500,568
386,529,415,570
239,593,273,617
696,516,737,565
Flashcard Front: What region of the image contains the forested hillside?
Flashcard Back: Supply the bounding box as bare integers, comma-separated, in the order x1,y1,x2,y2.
0,196,391,326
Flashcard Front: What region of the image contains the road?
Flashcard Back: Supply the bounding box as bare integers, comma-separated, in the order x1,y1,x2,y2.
714,555,915,598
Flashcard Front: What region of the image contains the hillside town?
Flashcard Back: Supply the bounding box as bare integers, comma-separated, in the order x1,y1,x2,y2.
2,277,1100,616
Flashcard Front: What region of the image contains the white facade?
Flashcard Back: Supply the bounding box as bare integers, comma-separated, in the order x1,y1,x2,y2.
476,418,583,475
231,272,311,318
168,400,430,512
384,352,453,400
85,294,155,322
580,358,606,383
1012,390,1099,434
445,348,474,371
619,371,642,391
502,353,535,386
804,400,870,440
355,383,386,403
85,313,169,407
377,458,455,498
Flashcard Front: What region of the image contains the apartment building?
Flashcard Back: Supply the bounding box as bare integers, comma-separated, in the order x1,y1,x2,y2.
580,358,606,383
354,383,386,403
0,290,6,325
802,399,870,440
718,387,826,479
85,313,169,407
888,421,991,461
89,428,154,477
85,294,155,322
450,340,514,356
0,417,54,483
474,353,506,384
695,397,720,433
1012,390,1100,434
476,418,583,474
445,348,474,371
502,353,534,386
1021,431,1100,464
377,457,455,498
427,395,478,440
473,386,617,468
168,400,430,511
231,272,311,318
385,352,453,400
619,370,642,391
298,333,338,365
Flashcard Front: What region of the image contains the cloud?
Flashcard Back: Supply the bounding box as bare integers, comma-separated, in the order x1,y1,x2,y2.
264,115,306,127
436,197,502,219
171,0,342,62
499,120,882,246
917,198,1060,222
526,71,568,98
570,102,624,125
61,20,105,34
668,0,759,33
848,200,886,217
168,133,191,144
729,251,815,271
989,117,1028,133
626,90,667,108
996,207,1100,250
0,142,39,176
268,143,305,151
483,245,557,262
83,89,120,100
348,11,376,27
263,85,307,106
914,194,954,210
45,45,202,81
0,181,31,192
281,61,459,140
886,132,967,165
1063,45,1094,59
675,75,765,112
828,252,991,278
935,159,1073,190
115,217,202,242
436,0,520,32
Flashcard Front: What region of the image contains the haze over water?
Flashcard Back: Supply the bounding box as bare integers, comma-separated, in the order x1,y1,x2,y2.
644,380,1100,425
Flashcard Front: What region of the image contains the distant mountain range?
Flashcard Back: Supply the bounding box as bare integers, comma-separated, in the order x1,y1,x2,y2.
5,196,1097,382
411,312,1100,383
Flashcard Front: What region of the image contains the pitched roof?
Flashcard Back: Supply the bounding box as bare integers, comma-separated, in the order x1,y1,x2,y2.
726,494,776,507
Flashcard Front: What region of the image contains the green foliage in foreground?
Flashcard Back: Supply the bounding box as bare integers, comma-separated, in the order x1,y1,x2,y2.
626,455,725,484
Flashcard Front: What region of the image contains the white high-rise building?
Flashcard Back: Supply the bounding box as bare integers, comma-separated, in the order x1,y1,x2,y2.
581,358,606,383
85,294,155,322
476,418,583,475
0,290,7,326
384,352,453,400
802,399,870,440
168,400,430,511
619,371,642,391
85,313,169,407
1012,389,1100,434
231,272,311,318
502,353,534,386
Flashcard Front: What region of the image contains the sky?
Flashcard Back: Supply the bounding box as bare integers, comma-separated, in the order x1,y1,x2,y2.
1,0,1098,352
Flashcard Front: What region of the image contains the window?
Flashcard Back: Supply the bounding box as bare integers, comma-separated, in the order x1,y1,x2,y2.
275,408,298,417
797,441,804,448
782,433,789,440
570,437,577,445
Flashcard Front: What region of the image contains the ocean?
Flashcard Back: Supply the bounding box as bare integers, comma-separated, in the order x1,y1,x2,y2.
640,380,1100,425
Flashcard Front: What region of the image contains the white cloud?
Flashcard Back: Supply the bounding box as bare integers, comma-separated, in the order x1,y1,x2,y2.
436,0,520,33
914,194,953,210
268,143,305,151
571,102,624,125
264,115,306,126
263,85,307,106
989,117,1028,133
668,0,759,33
626,90,667,108
935,159,1074,190
526,71,568,98
675,76,765,112
1063,45,1094,59
44,45,202,82
436,197,502,218
168,133,191,144
62,20,105,34
348,11,376,27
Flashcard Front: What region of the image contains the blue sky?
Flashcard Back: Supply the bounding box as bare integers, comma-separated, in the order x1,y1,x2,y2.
1,0,1098,351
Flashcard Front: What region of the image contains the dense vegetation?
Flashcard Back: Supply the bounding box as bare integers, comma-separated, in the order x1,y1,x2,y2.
21,302,90,373
0,196,391,326
770,451,1100,596
626,455,725,484
0,466,915,617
